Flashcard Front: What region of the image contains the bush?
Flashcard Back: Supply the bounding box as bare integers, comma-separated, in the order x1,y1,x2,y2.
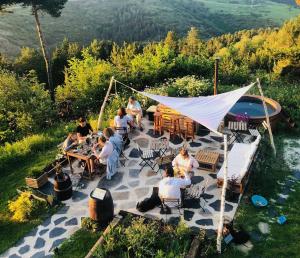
27,167,44,179
8,191,47,222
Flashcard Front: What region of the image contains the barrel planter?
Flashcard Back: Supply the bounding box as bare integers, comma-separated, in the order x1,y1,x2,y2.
89,188,114,226
54,173,72,201
25,172,48,189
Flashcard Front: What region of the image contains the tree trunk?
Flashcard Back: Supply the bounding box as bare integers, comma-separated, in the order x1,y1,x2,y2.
32,6,54,101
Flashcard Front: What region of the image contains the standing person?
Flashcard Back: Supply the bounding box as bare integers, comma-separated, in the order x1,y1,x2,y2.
76,117,93,143
103,127,123,155
126,96,143,131
172,148,199,177
89,135,113,174
158,166,191,206
62,132,78,153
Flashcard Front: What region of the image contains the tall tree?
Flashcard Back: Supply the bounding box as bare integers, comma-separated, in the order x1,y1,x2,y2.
0,0,68,101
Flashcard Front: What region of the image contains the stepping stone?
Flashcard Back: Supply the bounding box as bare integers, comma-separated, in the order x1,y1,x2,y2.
56,206,70,214
129,130,140,137
202,193,214,199
183,210,194,221
184,198,200,209
197,130,210,137
9,255,21,258
134,138,149,148
54,216,67,225
135,187,150,198
98,172,124,188
72,191,88,202
146,177,161,185
146,129,161,138
127,160,138,167
31,251,45,258
128,180,139,187
39,228,49,236
169,136,183,145
206,184,218,192
258,222,270,234
190,226,201,234
34,237,45,249
18,245,30,254
129,148,140,158
191,176,204,185
199,138,213,143
208,173,217,179
146,170,157,177
168,217,180,225
50,238,66,251
27,227,38,237
112,191,130,201
129,169,140,178
49,227,67,238
190,142,202,147
205,229,217,239
65,218,78,226
210,136,224,142
41,217,52,228
209,200,233,212
115,185,129,191
195,219,213,226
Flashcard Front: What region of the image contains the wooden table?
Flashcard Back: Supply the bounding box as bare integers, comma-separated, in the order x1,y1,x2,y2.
195,150,220,172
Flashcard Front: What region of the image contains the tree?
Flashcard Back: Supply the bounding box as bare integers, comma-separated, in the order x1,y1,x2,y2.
0,0,68,101
181,27,201,56
164,31,177,51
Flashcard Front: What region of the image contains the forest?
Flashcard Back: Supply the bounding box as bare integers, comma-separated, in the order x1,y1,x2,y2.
0,14,300,145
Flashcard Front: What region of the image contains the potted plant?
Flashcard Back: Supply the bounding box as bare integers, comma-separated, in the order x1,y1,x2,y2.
225,176,240,202
25,167,48,189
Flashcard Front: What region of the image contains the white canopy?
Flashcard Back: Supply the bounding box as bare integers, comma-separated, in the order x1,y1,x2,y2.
139,83,255,136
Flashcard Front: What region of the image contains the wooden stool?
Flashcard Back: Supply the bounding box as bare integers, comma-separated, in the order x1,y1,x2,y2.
153,112,163,135
182,117,195,140
170,117,181,139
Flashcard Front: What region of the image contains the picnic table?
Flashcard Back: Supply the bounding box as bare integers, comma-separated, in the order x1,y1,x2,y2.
66,135,98,179
195,150,220,172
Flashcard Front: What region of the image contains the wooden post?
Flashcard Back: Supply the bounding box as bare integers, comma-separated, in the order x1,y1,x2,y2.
97,76,115,131
256,78,276,156
216,134,228,253
214,57,220,95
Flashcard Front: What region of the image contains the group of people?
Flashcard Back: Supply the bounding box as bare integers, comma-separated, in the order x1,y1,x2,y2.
62,96,143,176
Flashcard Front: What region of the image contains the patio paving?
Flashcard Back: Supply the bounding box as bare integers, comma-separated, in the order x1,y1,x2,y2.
1,118,256,258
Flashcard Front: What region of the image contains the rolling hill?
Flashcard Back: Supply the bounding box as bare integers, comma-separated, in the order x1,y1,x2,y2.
0,0,299,56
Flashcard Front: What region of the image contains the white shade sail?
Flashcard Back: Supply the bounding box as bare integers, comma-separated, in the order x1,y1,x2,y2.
139,83,255,136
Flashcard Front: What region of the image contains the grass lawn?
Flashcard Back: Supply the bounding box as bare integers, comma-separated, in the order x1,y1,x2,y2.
53,229,101,258
211,133,300,258
0,123,73,254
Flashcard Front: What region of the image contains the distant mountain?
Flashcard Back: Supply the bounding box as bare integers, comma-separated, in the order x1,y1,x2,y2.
0,0,299,56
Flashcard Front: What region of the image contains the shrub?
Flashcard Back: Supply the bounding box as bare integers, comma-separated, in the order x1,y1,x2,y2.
8,191,47,222
27,167,44,179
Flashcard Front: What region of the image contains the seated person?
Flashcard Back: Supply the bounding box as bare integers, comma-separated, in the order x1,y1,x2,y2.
158,166,191,206
103,127,123,154
90,135,113,173
126,96,143,131
62,132,78,153
114,107,134,135
76,117,93,143
172,148,199,177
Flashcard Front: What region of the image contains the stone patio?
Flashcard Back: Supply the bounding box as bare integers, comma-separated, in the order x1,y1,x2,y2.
1,118,257,258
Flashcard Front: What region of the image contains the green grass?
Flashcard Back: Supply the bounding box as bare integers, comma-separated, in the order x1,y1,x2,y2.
210,133,300,258
0,0,299,57
0,122,74,254
54,229,102,258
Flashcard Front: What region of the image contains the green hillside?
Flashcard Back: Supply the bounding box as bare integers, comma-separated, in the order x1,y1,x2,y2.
0,0,299,56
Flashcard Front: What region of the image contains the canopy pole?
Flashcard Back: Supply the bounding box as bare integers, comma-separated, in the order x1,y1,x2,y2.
256,78,276,156
97,76,115,131
217,134,228,253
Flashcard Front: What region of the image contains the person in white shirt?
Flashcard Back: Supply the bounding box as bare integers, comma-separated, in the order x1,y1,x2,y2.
158,167,191,205
126,96,143,130
114,107,134,135
90,135,113,173
172,148,199,177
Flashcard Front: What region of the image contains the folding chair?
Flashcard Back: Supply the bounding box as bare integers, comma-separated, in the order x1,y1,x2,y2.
119,140,129,167
115,127,128,139
137,144,157,172
161,198,182,222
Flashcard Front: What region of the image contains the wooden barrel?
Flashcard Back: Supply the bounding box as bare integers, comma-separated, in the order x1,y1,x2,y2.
54,173,72,201
89,188,114,226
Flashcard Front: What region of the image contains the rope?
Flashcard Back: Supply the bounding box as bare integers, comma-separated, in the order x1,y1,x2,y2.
114,79,140,94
